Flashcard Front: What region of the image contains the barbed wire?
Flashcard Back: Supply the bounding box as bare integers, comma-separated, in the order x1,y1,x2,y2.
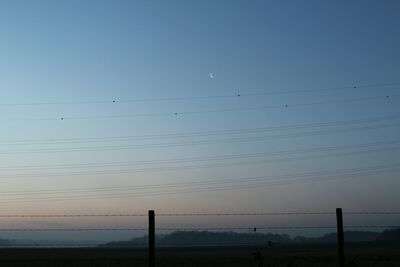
343,212,400,215
0,225,398,232
157,211,400,216
0,211,399,218
156,226,400,230
0,244,101,248
0,214,147,218
0,242,302,248
0,228,147,231
0,242,279,248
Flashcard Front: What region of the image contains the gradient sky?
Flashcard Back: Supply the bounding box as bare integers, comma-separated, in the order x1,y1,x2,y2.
0,0,399,242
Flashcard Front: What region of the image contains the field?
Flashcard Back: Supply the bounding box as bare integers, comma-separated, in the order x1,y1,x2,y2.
0,244,399,267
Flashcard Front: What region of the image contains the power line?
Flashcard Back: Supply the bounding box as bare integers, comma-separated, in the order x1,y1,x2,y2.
0,139,398,173
0,163,398,203
1,114,399,145
1,171,399,203
0,82,398,106
0,122,399,155
0,94,398,122
0,144,398,180
0,160,398,191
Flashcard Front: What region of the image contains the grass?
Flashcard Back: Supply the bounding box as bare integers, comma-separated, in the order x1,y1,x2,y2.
0,244,399,266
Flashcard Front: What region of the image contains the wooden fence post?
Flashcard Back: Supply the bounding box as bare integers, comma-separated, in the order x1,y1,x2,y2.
148,210,155,267
336,208,345,267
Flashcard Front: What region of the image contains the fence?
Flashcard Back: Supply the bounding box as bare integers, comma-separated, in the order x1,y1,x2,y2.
0,208,399,267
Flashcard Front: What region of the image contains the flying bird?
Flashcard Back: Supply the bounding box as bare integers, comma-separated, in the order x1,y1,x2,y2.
209,73,214,79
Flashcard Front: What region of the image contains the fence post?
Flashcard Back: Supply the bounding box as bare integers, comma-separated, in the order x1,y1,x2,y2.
336,208,345,267
148,210,155,267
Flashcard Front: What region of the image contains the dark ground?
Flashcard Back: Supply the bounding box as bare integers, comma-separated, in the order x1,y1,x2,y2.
0,244,399,267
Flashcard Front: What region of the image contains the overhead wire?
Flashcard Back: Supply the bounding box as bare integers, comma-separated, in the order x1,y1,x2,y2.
0,141,399,180
0,82,398,106
0,93,398,122
1,114,399,146
0,163,398,202
1,121,400,154
0,139,398,172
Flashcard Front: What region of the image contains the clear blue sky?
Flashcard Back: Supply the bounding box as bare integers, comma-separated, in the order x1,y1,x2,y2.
0,0,399,242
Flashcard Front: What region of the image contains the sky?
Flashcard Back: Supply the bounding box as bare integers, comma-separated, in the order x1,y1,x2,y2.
0,0,399,242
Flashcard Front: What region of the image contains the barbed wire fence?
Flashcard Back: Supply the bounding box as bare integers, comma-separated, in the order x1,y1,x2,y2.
0,209,399,266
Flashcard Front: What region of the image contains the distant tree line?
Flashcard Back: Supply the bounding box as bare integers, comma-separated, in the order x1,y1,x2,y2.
0,228,398,247
103,228,400,247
